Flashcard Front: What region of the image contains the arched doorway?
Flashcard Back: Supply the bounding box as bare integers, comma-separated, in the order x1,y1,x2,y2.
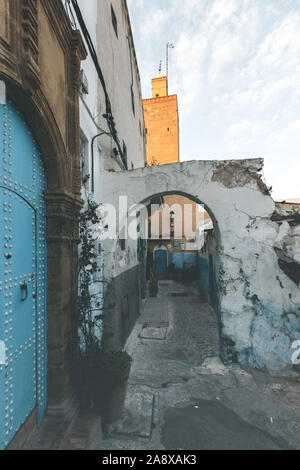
0,101,47,449
144,191,218,304
154,246,168,279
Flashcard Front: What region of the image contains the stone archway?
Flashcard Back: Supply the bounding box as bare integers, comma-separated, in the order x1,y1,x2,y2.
103,159,300,375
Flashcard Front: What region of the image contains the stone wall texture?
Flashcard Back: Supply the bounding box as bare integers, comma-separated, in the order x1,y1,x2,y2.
143,94,179,165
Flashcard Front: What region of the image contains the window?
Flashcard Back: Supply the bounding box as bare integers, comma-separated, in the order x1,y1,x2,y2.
170,211,175,236
131,87,135,115
80,133,89,188
111,5,118,38
122,140,127,167
80,69,89,95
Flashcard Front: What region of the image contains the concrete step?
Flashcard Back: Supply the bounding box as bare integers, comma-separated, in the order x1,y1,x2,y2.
22,410,102,450
59,413,102,450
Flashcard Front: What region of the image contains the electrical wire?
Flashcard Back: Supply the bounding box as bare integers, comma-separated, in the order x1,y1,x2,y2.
70,0,128,170
64,0,77,29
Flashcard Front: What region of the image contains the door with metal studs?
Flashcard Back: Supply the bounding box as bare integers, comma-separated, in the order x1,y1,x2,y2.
0,101,47,449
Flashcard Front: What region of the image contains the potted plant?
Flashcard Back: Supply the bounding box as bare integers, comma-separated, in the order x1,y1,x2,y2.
149,266,158,297
95,350,132,423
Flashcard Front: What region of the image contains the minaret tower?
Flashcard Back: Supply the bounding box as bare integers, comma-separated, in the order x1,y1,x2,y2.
143,61,180,166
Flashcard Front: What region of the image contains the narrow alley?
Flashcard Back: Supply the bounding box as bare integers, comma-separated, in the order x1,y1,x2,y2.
100,281,300,451
0,1,299,454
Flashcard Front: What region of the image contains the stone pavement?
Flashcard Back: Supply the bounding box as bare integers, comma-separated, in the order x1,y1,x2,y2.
99,281,300,450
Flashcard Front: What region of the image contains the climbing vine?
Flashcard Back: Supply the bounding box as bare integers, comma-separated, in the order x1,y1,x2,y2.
76,176,104,355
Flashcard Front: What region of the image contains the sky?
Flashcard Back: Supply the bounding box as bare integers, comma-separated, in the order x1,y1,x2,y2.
127,0,300,200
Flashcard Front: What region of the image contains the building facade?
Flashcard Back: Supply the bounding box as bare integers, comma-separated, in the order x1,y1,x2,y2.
71,0,147,351
275,199,300,213
0,0,148,449
0,0,86,449
147,195,211,280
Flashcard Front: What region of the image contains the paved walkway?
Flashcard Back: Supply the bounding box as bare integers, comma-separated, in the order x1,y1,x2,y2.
99,281,300,450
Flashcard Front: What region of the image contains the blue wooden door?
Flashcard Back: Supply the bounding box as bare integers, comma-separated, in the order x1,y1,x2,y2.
155,250,168,279
0,101,47,449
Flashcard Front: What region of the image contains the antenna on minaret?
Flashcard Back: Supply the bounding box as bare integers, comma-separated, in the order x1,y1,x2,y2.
158,60,162,75
166,42,175,81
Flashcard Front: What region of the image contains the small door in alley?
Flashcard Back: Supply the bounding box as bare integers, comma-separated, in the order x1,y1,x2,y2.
0,101,47,449
155,249,168,279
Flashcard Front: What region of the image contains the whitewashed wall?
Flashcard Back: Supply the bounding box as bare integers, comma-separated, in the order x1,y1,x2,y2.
65,1,147,341
94,0,146,174
68,1,146,245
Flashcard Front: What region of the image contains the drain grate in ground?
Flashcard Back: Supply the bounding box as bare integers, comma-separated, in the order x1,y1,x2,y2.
139,322,169,340
143,321,169,328
106,392,154,439
170,293,188,297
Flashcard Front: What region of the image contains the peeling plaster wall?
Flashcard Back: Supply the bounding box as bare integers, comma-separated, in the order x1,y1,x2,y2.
103,158,300,375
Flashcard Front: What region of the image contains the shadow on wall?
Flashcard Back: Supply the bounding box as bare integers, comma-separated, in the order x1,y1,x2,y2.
198,230,218,312
102,265,141,351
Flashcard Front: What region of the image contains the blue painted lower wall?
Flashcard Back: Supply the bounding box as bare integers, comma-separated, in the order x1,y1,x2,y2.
170,252,197,269
198,254,218,311
198,255,209,297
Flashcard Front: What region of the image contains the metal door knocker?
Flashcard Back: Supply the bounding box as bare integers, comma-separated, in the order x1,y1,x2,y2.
20,280,28,302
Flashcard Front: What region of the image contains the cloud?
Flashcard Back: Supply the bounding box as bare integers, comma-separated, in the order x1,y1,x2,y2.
266,120,300,152
208,30,243,82
223,118,300,198
249,12,300,73
171,32,208,116
209,0,239,26
139,8,168,41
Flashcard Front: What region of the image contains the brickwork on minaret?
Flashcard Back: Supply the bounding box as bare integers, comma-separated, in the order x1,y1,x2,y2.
143,75,179,166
